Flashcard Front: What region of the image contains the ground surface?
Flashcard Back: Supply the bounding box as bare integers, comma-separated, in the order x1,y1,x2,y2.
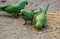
0,0,60,39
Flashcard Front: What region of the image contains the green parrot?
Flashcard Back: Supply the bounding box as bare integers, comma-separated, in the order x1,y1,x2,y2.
0,0,28,17
35,3,50,29
20,9,41,25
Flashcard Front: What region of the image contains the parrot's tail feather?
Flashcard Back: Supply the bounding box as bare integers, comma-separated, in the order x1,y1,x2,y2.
0,7,2,11
45,3,50,12
0,7,4,10
0,6,8,11
0,7,6,10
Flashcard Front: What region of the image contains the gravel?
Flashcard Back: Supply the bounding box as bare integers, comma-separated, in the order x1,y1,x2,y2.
0,0,60,39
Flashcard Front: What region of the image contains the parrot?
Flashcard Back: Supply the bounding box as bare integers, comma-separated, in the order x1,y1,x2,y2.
0,0,28,17
20,8,42,25
35,3,50,29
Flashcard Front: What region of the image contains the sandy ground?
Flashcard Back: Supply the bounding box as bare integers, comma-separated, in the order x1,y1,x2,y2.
0,0,60,39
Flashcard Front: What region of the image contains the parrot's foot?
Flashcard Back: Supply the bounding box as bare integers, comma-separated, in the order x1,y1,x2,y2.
11,14,21,18
42,25,46,28
11,16,18,19
15,14,21,18
30,21,33,26
23,21,27,25
35,27,42,30
23,23,27,25
17,14,21,17
30,23,33,26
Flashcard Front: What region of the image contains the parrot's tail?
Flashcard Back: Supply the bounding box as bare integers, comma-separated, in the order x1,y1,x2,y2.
0,7,4,11
0,6,7,11
0,7,2,11
45,3,50,13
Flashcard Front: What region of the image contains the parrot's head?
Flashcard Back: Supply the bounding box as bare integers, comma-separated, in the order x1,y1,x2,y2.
21,0,28,5
20,9,26,16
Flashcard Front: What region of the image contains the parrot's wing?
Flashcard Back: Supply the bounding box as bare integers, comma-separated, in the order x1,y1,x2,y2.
10,12,17,16
5,5,20,13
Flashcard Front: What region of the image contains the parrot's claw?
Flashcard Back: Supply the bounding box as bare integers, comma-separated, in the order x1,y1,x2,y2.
23,23,27,25
23,21,27,25
12,14,21,18
30,21,33,25
17,14,21,16
31,23,32,25
42,25,46,28
35,27,42,30
16,14,21,18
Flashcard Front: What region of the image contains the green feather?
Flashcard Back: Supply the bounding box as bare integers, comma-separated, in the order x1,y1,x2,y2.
0,0,27,17
36,13,46,29
20,9,41,23
36,3,50,29
20,9,34,21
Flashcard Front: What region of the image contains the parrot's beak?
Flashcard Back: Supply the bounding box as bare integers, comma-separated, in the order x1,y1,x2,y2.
26,2,28,5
